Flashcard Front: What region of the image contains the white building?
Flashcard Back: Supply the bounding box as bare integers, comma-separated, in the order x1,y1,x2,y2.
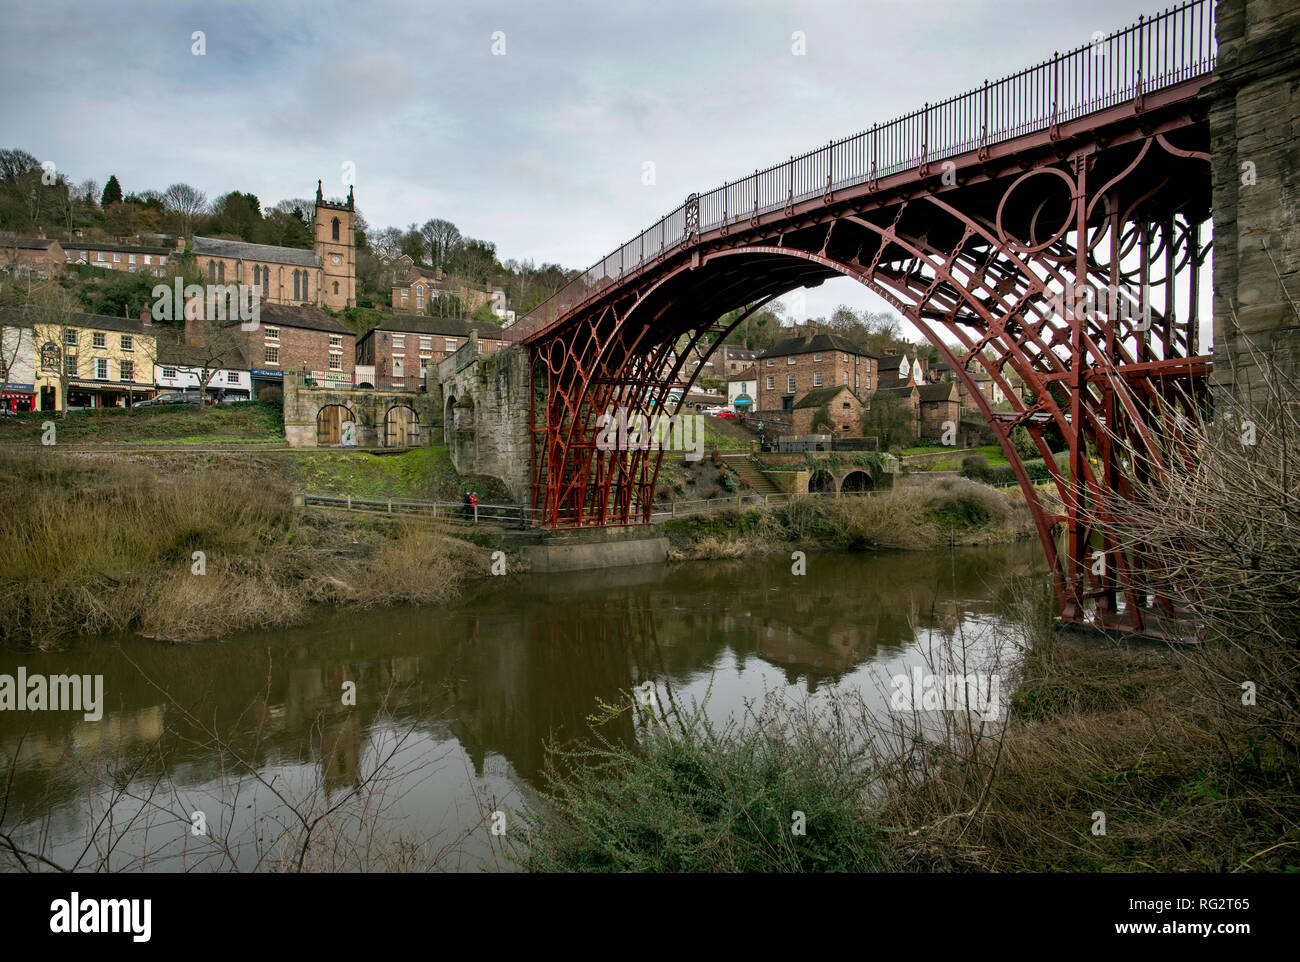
727,365,757,412
0,322,37,411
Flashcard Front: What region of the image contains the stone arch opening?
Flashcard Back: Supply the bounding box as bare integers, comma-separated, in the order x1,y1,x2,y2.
444,394,456,444
316,404,355,446
384,404,420,447
808,469,835,494
840,469,873,493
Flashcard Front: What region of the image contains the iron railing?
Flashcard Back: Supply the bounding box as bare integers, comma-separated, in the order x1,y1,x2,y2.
507,0,1215,344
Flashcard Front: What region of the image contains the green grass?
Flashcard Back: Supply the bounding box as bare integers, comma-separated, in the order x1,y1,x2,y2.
0,401,284,444
292,445,469,500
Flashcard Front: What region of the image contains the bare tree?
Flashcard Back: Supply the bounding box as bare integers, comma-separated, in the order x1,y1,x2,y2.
162,183,208,239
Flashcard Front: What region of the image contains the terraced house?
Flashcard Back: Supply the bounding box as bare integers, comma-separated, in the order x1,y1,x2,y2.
9,309,160,411
356,315,507,391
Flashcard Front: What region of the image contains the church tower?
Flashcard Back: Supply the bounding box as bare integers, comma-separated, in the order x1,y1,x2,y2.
313,179,355,310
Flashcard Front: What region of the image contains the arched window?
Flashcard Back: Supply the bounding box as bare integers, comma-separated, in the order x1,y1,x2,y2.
293,270,300,300
218,262,225,283
331,217,340,241
333,281,339,295
208,260,215,282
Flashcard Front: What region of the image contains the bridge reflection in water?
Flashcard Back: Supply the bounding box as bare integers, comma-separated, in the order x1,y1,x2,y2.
0,543,1048,870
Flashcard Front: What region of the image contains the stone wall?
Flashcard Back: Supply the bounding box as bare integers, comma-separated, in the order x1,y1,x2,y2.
1208,0,1300,402
282,370,440,447
433,333,532,500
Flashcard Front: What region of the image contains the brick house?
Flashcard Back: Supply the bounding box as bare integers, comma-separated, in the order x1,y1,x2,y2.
390,264,500,317
209,302,356,396
875,349,927,389
0,233,66,278
356,315,506,390
65,241,173,276
727,365,757,412
917,381,961,441
755,333,876,417
792,385,869,437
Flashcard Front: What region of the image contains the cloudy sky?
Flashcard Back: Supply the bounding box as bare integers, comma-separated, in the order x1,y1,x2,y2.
2,0,1156,325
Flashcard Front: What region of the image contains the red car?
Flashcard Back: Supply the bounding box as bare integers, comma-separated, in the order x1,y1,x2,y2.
715,409,737,419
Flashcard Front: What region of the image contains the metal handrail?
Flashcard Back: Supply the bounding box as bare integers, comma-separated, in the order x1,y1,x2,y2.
506,0,1215,345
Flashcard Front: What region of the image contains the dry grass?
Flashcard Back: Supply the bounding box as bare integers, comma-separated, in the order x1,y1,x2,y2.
663,480,1034,560
0,451,488,646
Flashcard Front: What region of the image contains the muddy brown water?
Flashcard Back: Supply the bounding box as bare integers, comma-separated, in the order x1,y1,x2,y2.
0,541,1050,871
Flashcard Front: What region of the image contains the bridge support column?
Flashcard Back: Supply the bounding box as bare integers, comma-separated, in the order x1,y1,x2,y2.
1208,0,1300,403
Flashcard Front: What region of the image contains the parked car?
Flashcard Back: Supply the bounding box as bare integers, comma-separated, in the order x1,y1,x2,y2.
136,391,203,408
703,405,727,416
715,409,737,419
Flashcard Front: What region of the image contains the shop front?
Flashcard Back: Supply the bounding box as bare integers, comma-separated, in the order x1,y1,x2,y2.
1,385,35,413
251,367,284,399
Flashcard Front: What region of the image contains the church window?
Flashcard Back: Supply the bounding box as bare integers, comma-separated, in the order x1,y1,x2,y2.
218,262,225,283
332,217,340,241
208,261,215,282
333,282,339,295
293,270,300,300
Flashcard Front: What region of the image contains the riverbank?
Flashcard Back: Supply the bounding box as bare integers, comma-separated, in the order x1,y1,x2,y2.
660,476,1038,560
522,601,1299,873
0,450,492,647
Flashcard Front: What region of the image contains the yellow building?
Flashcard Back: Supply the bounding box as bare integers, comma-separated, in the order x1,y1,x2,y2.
30,311,159,411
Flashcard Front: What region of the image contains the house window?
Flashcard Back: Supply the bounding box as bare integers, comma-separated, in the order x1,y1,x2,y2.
401,289,408,301
264,346,279,365
765,376,774,390
813,372,823,387
393,335,405,349
265,327,279,340
787,374,796,392
841,353,849,363
91,332,106,349
144,255,151,265
329,335,342,348
765,359,773,367
393,356,404,376
445,338,456,351
64,330,77,346
813,352,822,362
420,337,432,351
95,358,110,380
842,372,848,385
419,358,428,376
328,353,342,371
64,354,77,376
128,254,136,265
120,335,133,351
929,420,938,431
121,361,134,382
787,356,796,365
97,252,105,262
162,367,177,379
864,376,870,390
113,253,121,263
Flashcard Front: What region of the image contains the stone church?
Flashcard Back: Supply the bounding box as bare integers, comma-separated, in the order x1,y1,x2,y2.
191,181,355,311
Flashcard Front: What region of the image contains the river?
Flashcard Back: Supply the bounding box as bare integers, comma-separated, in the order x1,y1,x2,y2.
0,541,1050,871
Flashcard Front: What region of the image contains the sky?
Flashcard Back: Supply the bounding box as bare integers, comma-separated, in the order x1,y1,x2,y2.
0,0,1166,331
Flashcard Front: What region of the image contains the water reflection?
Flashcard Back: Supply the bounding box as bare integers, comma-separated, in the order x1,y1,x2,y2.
0,541,1049,870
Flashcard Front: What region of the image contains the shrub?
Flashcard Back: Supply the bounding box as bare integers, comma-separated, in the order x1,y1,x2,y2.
960,453,990,481
521,694,889,872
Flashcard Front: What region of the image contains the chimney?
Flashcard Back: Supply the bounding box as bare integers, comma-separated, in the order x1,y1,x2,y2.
139,307,151,327
183,297,203,346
